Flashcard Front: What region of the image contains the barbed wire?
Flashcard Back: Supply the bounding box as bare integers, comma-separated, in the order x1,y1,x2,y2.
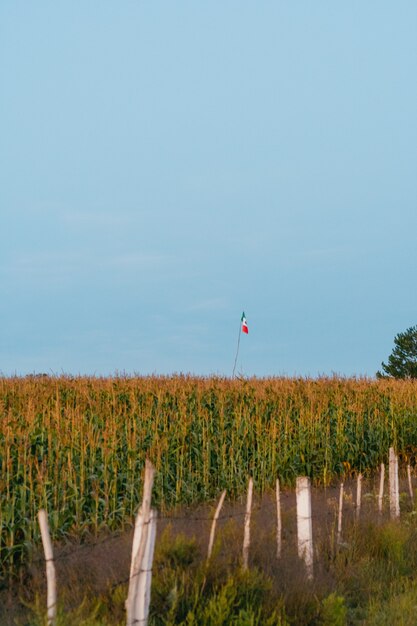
65,496,406,595
26,487,403,569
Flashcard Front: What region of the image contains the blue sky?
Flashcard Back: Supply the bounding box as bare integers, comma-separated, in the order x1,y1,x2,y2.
1,2,417,377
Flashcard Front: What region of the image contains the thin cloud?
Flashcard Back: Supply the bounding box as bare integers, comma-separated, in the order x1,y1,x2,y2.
3,250,170,279
186,297,228,312
105,253,169,270
61,210,136,228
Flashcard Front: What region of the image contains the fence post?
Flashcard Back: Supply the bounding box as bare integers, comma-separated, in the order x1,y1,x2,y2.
378,463,385,514
296,477,313,580
242,477,253,570
407,464,414,505
38,509,57,626
126,460,156,626
133,509,157,625
389,447,400,519
337,482,344,544
207,490,227,561
355,473,362,520
276,478,282,559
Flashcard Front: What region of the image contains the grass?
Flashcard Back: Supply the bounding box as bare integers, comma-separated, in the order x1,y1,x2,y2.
8,510,417,625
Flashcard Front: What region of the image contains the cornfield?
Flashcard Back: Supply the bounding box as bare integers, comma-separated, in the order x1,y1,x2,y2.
1,374,417,578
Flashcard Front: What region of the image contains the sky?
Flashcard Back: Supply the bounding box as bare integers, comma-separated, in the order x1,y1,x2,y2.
1,2,417,378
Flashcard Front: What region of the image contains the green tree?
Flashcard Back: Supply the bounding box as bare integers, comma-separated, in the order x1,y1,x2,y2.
377,326,417,379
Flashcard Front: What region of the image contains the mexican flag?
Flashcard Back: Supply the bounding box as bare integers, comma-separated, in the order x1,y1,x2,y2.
241,312,249,334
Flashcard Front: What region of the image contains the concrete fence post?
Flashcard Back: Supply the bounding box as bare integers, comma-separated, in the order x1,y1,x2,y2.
296,476,313,580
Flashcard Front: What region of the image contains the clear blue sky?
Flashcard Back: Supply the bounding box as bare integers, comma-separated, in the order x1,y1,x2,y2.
1,2,417,377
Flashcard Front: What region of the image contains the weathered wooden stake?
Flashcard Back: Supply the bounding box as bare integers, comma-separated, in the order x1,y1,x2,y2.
133,509,157,625
296,477,313,580
38,509,57,626
276,478,282,559
378,463,385,514
407,464,414,505
242,477,253,570
337,482,344,543
389,447,400,519
356,473,362,520
207,489,227,561
126,459,156,626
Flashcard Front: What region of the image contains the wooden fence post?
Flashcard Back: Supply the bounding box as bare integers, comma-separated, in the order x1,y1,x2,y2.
132,509,157,625
207,490,227,561
389,447,400,519
407,464,414,505
337,482,344,544
38,509,57,626
276,479,282,559
378,463,385,514
355,473,362,520
296,477,313,580
242,477,253,570
126,460,156,626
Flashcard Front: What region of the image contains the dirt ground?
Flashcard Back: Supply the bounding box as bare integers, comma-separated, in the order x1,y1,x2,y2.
1,472,414,624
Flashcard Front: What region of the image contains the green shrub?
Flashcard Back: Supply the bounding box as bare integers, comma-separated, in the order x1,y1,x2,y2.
320,593,347,626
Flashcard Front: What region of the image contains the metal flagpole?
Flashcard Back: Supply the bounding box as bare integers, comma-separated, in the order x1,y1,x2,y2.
232,317,242,378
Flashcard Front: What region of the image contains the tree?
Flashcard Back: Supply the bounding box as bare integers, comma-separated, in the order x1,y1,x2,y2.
377,325,417,379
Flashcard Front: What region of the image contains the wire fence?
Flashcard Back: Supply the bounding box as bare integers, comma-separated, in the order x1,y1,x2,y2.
10,455,417,626
29,471,415,573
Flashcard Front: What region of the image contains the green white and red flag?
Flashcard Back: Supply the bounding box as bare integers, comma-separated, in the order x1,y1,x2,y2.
241,312,248,334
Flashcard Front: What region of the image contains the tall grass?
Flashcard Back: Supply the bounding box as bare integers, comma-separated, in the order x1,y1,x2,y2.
1,374,417,578
11,512,417,625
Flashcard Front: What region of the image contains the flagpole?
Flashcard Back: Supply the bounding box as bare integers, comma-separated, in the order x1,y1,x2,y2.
232,318,242,378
